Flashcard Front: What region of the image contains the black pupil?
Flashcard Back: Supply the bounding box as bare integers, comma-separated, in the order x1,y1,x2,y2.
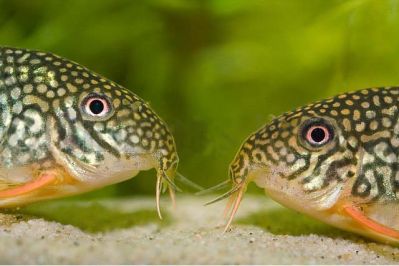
311,127,326,143
89,99,105,115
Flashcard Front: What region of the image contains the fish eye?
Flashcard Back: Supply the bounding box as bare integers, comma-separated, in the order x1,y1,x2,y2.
300,118,334,147
83,95,111,117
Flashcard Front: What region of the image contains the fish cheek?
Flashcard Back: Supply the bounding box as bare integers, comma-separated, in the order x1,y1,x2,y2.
350,140,398,203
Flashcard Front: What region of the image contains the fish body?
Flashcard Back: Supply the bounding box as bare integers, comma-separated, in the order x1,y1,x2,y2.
0,47,178,213
226,87,399,244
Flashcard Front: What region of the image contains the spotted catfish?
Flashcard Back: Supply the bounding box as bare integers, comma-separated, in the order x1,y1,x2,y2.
0,47,179,217
214,87,399,244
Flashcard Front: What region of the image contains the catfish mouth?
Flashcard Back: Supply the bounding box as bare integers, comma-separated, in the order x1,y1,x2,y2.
211,163,345,233
252,162,347,217
220,165,272,232
204,169,253,232
154,159,179,220
248,166,360,239
90,152,180,217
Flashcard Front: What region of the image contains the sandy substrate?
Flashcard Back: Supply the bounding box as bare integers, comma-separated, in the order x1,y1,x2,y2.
0,195,399,264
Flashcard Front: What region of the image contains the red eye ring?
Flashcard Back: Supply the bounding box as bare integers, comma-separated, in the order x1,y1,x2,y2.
305,125,330,145
84,96,110,117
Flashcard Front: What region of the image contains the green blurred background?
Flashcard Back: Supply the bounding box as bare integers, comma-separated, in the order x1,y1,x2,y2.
1,0,399,197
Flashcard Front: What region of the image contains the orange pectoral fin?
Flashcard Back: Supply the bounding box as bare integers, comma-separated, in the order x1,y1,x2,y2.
0,173,57,198
343,204,399,240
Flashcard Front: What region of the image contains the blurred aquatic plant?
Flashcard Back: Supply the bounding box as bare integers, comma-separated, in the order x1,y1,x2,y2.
1,0,399,196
